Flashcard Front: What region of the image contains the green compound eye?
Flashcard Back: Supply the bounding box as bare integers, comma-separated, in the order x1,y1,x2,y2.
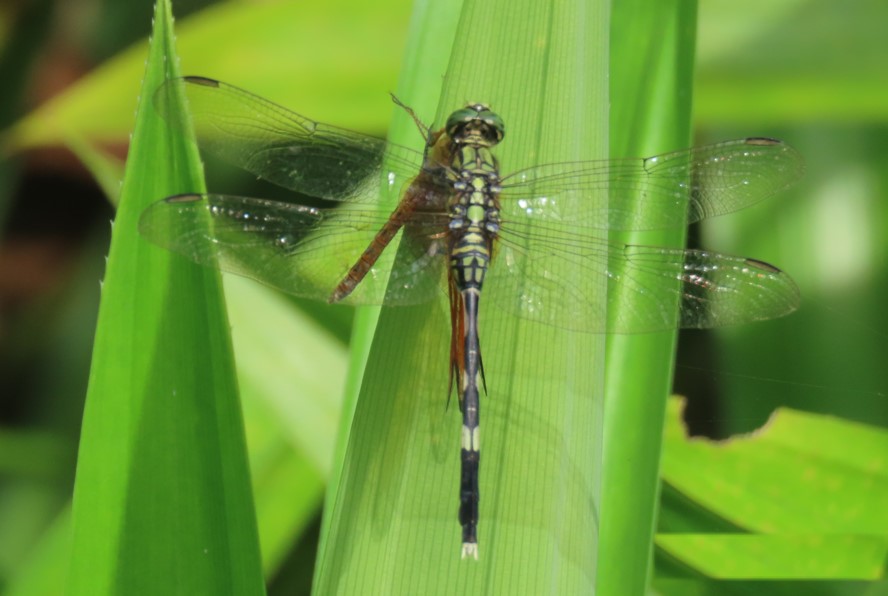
445,104,505,145
445,107,480,136
478,108,505,143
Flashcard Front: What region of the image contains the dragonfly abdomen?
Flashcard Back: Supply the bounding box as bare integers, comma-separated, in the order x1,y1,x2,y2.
457,285,482,559
451,210,496,561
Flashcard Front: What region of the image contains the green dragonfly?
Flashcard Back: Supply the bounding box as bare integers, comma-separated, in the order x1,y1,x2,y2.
139,76,803,559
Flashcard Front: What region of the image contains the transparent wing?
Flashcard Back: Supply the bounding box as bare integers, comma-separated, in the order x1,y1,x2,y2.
139,194,451,306
485,221,800,333
500,138,804,231
139,194,800,330
155,76,427,205
146,80,801,329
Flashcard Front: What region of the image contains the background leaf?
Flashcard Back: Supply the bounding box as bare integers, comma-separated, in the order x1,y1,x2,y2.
658,397,888,580
599,0,696,593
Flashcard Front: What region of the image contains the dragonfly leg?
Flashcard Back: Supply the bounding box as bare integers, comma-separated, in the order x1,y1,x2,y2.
390,94,433,144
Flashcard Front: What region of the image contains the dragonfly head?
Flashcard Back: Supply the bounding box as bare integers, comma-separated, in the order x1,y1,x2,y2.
446,104,505,147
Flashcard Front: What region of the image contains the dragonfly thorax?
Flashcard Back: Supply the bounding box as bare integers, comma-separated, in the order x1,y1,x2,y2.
445,136,502,294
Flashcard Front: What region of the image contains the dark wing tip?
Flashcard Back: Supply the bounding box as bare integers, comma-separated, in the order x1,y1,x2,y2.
182,75,220,87
744,136,782,146
744,137,806,178
744,257,783,274
165,193,204,204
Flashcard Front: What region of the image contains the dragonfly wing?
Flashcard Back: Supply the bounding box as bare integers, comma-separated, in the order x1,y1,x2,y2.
155,77,426,204
620,245,800,330
484,224,611,332
485,222,800,333
139,194,451,306
499,138,803,231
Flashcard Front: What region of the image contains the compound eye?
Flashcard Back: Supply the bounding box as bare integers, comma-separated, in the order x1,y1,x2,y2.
480,111,505,143
445,108,479,137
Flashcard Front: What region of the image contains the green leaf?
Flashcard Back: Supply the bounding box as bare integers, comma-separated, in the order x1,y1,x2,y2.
67,1,264,593
659,397,888,579
3,507,71,596
662,398,888,535
657,534,887,580
227,275,346,575
599,1,696,594
313,0,608,592
652,578,881,595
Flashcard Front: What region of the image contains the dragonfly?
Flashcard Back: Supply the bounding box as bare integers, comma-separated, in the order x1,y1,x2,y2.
139,76,803,559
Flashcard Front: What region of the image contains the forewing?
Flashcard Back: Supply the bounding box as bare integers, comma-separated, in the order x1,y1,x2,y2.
499,138,803,231
155,76,426,205
139,194,451,306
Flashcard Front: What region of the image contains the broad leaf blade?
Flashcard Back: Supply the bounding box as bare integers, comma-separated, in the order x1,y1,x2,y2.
67,1,264,593
313,0,608,592
659,398,888,580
